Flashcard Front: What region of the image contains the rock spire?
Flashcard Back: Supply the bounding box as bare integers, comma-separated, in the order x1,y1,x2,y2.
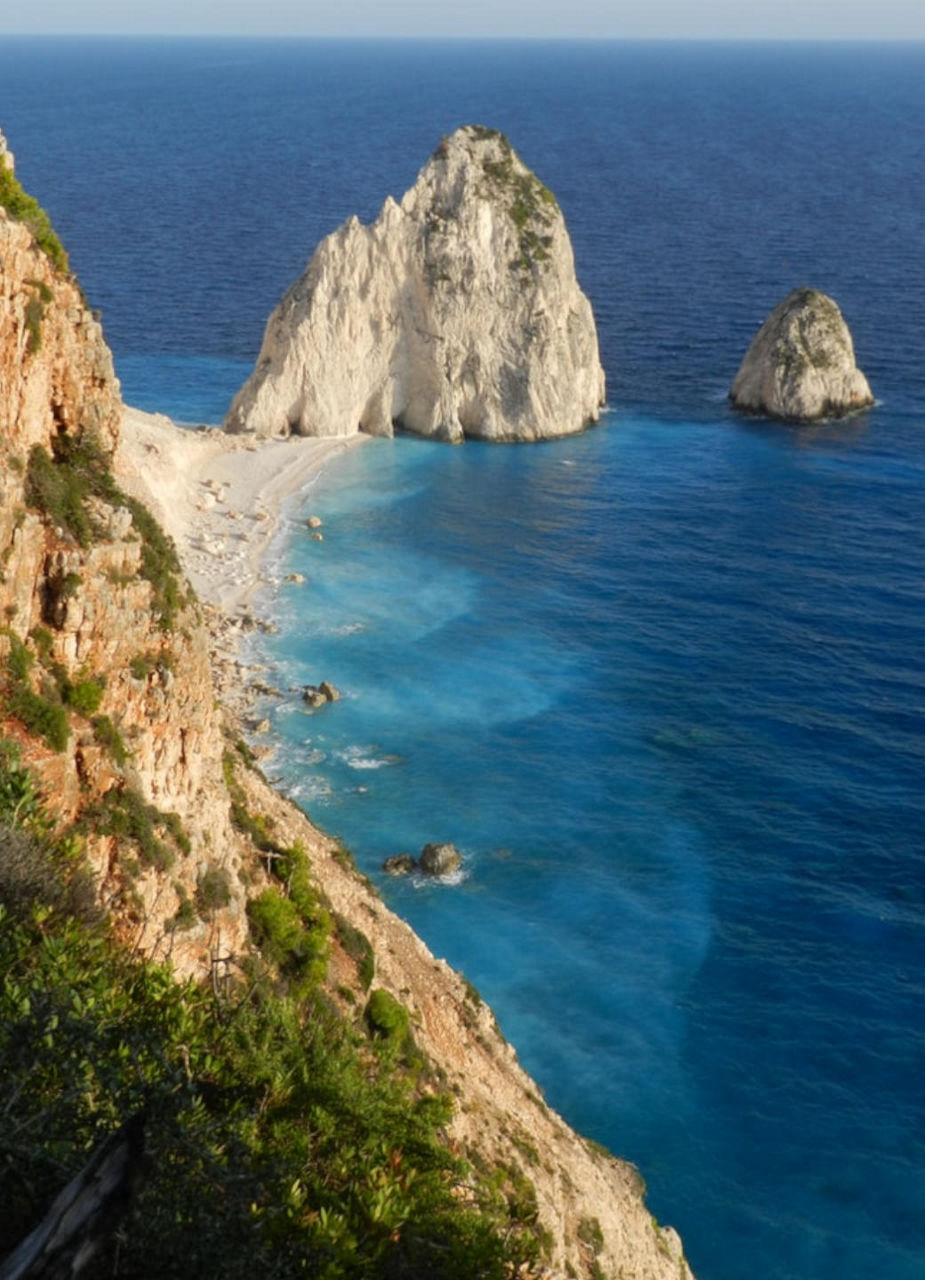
730,287,873,422
225,125,605,442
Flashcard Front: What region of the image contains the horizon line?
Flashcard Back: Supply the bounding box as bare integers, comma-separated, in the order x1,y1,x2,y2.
2,32,925,44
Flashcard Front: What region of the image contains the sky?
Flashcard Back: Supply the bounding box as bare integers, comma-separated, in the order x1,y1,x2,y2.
2,0,924,40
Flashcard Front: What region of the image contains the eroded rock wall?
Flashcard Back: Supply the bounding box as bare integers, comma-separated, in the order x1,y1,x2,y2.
0,202,250,972
226,125,606,443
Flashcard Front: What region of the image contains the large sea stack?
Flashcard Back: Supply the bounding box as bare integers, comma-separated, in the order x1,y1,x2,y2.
730,287,874,422
225,125,605,442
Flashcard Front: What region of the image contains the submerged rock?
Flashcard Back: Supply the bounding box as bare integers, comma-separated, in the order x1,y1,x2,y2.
382,854,417,876
730,288,873,422
418,842,463,876
225,125,605,443
302,681,339,709
382,842,463,877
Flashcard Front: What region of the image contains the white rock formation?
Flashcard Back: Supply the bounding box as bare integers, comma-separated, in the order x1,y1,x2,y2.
0,127,14,173
730,287,873,422
226,125,605,442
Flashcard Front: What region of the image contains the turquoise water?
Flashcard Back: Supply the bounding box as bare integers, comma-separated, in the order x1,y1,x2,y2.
2,38,924,1280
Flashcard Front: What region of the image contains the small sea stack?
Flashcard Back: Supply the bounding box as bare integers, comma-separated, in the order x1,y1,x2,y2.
730,288,874,422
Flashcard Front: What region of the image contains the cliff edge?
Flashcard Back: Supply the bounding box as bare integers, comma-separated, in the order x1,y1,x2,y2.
730,287,873,422
1,130,691,1280
225,125,606,442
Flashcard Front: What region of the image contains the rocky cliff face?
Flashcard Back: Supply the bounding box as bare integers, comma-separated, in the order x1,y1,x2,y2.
226,125,606,442
1,137,692,1280
730,287,874,422
0,158,251,974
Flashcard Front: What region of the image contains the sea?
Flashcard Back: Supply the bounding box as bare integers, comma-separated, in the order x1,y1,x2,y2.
1,38,923,1280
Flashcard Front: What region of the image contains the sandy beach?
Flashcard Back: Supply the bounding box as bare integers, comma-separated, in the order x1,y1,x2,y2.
115,405,365,716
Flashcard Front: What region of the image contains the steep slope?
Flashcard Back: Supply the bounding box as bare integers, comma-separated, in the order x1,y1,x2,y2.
0,132,691,1280
0,155,251,977
226,125,606,442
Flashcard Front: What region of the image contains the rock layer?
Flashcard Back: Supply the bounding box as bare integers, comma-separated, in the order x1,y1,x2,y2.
226,125,605,442
730,287,873,422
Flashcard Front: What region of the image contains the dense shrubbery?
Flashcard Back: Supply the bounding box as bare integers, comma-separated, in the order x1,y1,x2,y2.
0,744,546,1278
2,632,69,751
247,853,331,1000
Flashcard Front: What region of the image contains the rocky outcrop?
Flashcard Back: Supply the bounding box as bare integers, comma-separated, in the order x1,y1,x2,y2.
226,125,605,442
0,161,251,975
730,287,874,422
384,841,463,876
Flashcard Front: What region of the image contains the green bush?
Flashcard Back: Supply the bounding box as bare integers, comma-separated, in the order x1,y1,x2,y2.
0,749,548,1279
366,987,411,1041
246,882,330,997
0,163,68,272
335,913,375,989
169,885,197,933
80,787,181,873
7,683,69,752
195,865,231,918
91,714,128,766
63,675,105,717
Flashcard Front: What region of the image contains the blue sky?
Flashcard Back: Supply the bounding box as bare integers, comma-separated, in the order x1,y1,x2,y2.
2,0,924,39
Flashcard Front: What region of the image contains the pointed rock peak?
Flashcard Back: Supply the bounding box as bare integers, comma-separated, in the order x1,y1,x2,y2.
730,287,874,423
226,128,604,443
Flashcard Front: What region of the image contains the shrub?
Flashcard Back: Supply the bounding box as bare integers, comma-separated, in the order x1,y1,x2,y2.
80,787,180,872
7,684,69,752
62,675,105,716
246,885,330,997
0,740,46,832
335,912,375,989
169,885,198,932
0,163,68,272
91,714,128,766
365,987,411,1041
195,866,231,918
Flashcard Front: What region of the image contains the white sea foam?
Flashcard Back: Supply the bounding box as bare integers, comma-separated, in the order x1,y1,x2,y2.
335,745,400,771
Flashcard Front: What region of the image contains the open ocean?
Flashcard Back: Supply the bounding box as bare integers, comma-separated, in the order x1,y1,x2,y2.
1,37,923,1280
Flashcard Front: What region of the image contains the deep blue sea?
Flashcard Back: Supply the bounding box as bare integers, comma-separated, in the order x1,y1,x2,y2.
2,38,924,1280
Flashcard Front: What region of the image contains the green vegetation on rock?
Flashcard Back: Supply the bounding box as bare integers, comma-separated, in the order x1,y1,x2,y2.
24,434,186,630
0,746,547,1278
0,162,68,272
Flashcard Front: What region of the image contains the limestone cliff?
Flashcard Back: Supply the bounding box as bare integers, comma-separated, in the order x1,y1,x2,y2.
730,287,874,422
0,151,251,975
1,137,691,1280
226,125,606,442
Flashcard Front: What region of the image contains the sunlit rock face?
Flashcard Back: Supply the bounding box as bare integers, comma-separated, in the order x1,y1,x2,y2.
225,125,605,443
730,287,874,422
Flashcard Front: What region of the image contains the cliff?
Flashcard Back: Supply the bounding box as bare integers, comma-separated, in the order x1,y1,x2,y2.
0,135,691,1280
225,125,606,442
0,152,251,977
730,287,874,422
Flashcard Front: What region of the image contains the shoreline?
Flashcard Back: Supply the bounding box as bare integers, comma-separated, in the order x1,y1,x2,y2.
115,405,366,717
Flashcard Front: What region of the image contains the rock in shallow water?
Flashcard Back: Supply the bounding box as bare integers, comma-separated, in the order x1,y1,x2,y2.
730,287,874,422
225,125,605,443
418,842,463,875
